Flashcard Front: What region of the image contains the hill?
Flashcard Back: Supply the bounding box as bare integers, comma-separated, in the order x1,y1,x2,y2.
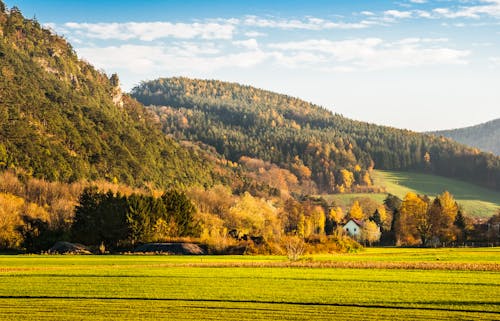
325,170,500,217
429,118,500,156
0,5,226,188
131,77,500,193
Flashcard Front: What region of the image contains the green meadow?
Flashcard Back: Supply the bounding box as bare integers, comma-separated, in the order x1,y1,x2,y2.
0,248,498,320
326,170,500,217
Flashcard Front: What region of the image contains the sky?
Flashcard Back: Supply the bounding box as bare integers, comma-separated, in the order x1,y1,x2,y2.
4,0,500,131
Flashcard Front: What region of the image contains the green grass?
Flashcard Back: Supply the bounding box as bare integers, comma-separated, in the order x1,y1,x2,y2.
325,170,500,217
0,248,499,320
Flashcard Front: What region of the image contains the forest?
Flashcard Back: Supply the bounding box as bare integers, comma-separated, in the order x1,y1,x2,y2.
132,78,500,193
0,6,226,188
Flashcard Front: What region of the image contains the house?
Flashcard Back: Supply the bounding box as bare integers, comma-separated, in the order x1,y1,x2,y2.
343,219,363,238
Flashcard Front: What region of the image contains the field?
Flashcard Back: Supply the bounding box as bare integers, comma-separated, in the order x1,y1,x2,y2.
326,170,500,217
0,248,499,320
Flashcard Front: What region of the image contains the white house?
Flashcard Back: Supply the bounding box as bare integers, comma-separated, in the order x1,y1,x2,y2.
343,219,363,238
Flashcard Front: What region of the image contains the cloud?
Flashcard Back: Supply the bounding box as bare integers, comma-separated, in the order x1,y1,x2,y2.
76,44,269,75
62,21,237,41
360,11,375,16
267,38,470,70
233,38,259,50
243,16,371,30
244,31,267,37
384,10,413,19
409,0,427,3
433,1,500,19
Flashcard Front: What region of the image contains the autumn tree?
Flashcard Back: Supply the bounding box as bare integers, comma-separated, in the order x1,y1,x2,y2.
280,198,304,234
348,200,364,220
398,192,429,245
361,220,381,246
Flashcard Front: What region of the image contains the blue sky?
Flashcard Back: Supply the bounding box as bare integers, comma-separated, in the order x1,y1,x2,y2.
5,0,500,131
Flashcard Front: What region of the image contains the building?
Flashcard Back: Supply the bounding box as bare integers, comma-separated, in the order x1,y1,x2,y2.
343,219,363,238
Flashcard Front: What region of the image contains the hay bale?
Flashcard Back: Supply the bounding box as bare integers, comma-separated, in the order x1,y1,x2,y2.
133,243,205,255
48,241,91,255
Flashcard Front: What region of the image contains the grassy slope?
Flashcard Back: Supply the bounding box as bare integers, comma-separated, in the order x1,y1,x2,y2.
326,170,500,218
0,250,499,320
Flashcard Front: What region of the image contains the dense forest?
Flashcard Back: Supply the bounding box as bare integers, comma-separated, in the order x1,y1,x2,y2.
430,118,500,156
132,78,500,192
0,6,231,188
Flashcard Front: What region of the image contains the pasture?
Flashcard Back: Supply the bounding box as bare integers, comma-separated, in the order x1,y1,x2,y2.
326,170,500,217
0,248,499,320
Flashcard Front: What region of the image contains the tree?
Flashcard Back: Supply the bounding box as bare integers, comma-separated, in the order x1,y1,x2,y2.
398,192,429,245
71,187,128,249
348,201,364,220
161,190,197,237
339,169,354,190
370,209,382,227
453,209,467,242
281,198,304,234
361,220,381,246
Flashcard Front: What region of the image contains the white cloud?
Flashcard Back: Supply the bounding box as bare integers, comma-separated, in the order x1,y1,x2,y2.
409,0,427,4
243,16,370,30
384,10,413,19
360,11,375,16
233,38,259,50
433,1,500,19
268,38,469,71
244,31,267,37
62,21,236,41
76,44,269,75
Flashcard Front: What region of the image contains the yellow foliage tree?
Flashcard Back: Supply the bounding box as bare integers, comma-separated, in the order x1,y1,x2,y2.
0,193,24,248
398,192,429,245
361,220,381,246
228,192,279,240
348,200,364,220
310,206,326,235
340,169,354,190
329,206,344,224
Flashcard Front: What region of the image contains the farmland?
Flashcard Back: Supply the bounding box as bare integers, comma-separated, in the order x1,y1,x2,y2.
325,170,500,217
0,248,499,320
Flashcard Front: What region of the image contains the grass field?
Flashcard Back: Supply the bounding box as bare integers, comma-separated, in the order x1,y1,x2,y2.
326,170,500,217
0,248,499,320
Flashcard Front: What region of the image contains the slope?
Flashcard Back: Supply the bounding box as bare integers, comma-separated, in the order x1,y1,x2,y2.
131,77,500,193
325,170,499,217
0,6,221,188
429,118,500,156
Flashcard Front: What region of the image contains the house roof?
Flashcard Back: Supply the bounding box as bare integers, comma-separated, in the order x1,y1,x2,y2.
344,219,363,227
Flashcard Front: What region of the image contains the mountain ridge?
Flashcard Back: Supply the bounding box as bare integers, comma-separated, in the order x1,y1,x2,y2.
429,118,500,156
0,7,226,188
132,77,500,192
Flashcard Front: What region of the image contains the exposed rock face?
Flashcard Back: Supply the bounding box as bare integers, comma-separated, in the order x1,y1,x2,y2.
110,73,124,107
133,243,206,255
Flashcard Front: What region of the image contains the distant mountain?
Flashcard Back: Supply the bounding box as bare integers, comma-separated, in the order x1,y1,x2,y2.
132,77,500,192
0,6,224,188
429,119,500,156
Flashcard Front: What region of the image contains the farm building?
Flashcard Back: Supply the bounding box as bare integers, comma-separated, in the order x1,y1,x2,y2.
343,219,363,238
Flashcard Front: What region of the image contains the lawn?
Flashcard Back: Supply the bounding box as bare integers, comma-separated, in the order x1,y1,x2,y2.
324,170,500,217
0,248,498,320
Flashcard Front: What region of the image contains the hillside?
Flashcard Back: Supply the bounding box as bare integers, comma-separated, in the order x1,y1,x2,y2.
325,170,500,218
0,6,226,188
429,118,500,156
132,77,500,193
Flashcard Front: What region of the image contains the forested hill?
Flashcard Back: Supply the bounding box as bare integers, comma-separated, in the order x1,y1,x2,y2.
429,118,500,156
0,5,221,187
132,77,500,192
